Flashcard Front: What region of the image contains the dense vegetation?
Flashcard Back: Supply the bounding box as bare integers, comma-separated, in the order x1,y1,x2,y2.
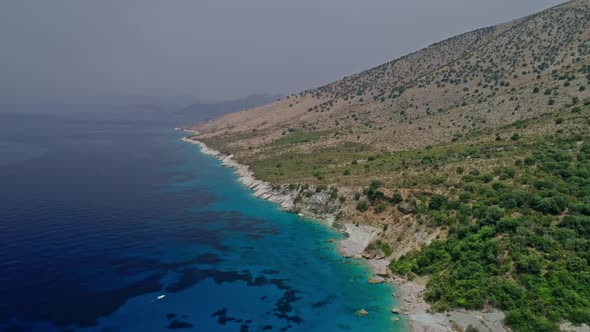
390,134,590,331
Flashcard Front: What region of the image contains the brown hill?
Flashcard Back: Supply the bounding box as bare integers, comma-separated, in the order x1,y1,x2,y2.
190,0,589,161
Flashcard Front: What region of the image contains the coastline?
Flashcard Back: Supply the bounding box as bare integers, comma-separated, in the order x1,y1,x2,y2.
180,132,510,332
180,136,376,259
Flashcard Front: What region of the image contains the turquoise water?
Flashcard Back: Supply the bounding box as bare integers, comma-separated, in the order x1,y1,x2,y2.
0,111,402,331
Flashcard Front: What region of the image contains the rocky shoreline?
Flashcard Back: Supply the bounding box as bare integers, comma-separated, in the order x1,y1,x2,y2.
180,137,297,210
181,136,376,257
181,132,511,332
391,275,509,332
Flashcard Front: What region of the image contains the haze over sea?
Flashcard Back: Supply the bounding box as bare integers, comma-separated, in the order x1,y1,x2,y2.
0,106,400,332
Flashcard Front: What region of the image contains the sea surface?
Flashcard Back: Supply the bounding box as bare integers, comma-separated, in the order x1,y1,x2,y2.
0,108,401,332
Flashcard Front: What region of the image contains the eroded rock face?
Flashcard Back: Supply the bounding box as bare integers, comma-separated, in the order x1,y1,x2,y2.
302,192,339,215
367,259,390,277
560,322,590,332
340,223,381,258
308,192,329,205
397,202,414,214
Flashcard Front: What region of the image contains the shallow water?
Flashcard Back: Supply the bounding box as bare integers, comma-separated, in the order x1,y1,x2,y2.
0,109,402,331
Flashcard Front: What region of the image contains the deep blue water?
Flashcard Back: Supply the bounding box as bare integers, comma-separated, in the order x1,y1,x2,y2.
0,109,402,332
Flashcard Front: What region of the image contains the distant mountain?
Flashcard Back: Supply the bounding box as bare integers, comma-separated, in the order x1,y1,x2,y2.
176,94,281,123
0,94,280,126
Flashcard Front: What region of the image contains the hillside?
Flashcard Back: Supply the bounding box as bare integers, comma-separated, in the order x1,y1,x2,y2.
187,1,590,331
192,0,588,157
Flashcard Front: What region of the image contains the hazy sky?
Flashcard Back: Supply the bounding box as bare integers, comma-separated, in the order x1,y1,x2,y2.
0,0,565,103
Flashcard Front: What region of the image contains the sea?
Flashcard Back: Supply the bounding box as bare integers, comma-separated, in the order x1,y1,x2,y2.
0,105,401,332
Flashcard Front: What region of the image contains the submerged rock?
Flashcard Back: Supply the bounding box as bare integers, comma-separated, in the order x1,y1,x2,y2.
357,309,369,316
368,276,385,284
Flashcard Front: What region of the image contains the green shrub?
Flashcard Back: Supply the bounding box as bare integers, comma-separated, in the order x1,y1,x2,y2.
357,200,369,212
532,196,567,215
369,180,383,190
375,202,388,213
429,194,448,210
560,215,590,236
515,252,543,274
390,192,403,204
505,310,558,332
